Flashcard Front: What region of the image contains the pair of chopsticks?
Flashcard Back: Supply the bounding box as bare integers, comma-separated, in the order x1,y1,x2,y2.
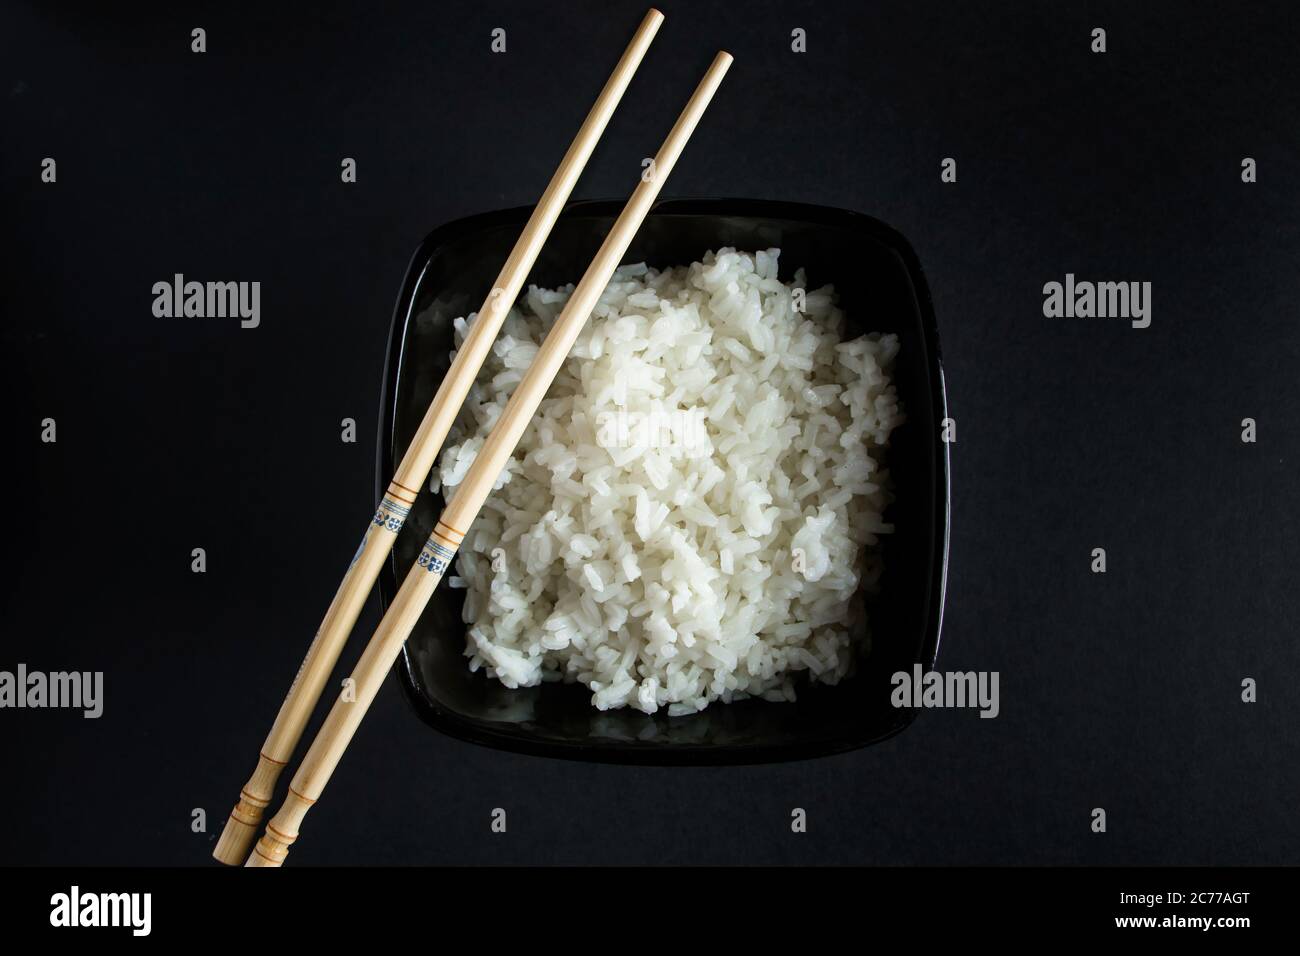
213,8,731,866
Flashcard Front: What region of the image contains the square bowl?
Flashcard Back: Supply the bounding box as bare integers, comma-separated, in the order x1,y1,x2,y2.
378,198,949,764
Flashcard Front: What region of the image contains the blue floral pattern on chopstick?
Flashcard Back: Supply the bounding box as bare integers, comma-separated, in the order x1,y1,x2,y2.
371,496,412,533
417,538,457,576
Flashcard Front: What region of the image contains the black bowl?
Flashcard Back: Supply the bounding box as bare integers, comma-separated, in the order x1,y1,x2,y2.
378,198,949,764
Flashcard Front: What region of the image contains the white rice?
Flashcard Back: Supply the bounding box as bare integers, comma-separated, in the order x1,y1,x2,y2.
433,248,903,715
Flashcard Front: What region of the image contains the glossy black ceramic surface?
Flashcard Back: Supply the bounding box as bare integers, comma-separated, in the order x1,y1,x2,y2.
378,198,948,764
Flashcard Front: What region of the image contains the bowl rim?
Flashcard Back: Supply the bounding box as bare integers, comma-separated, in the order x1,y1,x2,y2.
377,197,951,765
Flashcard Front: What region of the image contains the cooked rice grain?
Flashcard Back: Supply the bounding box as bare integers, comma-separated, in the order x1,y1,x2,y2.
434,248,902,715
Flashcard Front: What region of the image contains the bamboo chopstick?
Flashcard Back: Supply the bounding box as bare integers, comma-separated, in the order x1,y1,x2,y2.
212,8,665,866
245,51,732,867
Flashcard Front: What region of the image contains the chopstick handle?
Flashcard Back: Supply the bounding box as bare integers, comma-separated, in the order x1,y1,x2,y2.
213,7,663,867
212,492,410,865
247,535,458,867
248,51,732,866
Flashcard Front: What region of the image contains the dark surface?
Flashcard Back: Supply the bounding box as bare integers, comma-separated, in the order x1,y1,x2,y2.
2,0,1297,865
385,199,948,763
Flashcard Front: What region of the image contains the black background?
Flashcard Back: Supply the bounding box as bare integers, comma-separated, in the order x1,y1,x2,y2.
2,0,1297,865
